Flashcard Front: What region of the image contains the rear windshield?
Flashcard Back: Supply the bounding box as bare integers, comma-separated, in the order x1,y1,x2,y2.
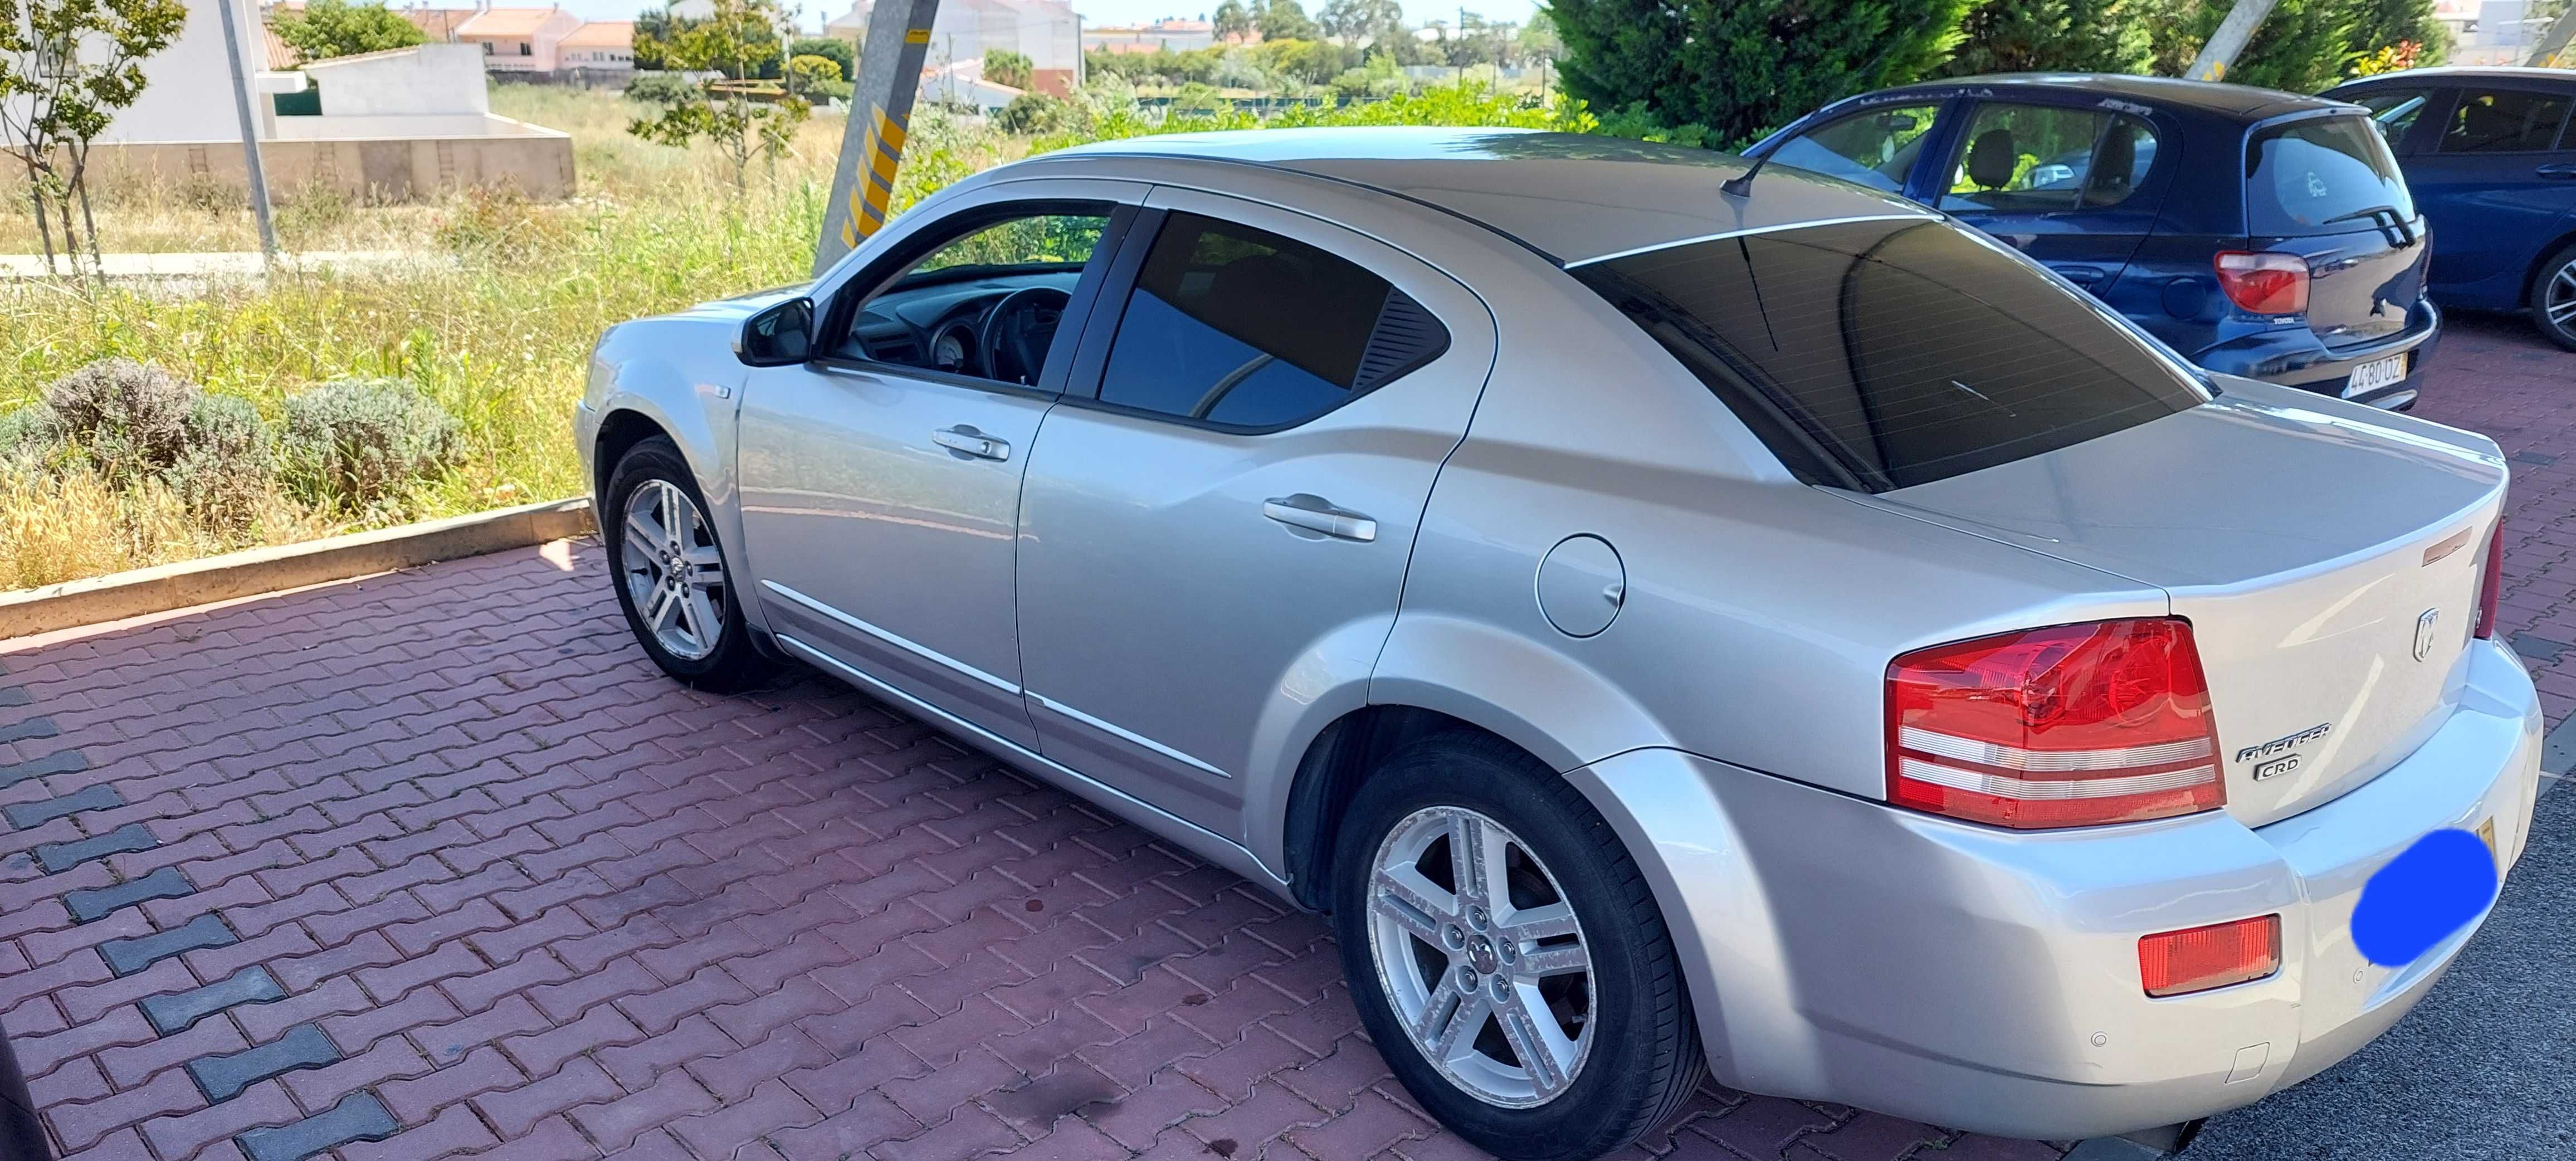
1573,218,2205,492
2245,114,2416,236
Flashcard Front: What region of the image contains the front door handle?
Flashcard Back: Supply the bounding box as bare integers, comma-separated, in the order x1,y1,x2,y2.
1263,494,1376,542
2052,264,2107,286
932,426,1009,461
2536,163,2576,180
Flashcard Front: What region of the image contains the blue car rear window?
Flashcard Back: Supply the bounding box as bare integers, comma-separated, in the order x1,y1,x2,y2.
2246,114,2416,236
1573,218,2205,492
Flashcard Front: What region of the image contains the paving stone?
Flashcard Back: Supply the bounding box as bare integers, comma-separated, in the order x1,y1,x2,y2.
142,964,289,1035
0,716,57,745
235,1089,399,1161
4,783,122,830
189,1023,342,1103
100,912,235,976
0,686,26,707
2512,632,2570,665
65,866,196,924
35,821,159,873
0,748,87,790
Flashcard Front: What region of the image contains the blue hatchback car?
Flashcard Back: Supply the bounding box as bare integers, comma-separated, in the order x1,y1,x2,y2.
1748,74,2441,409
2325,67,2576,350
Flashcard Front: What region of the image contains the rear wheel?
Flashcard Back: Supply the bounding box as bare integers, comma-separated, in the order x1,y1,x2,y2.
604,436,769,691
1331,733,1702,1161
2532,243,2576,352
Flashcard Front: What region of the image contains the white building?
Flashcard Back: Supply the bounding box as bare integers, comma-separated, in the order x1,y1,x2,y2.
296,42,487,118
1083,18,1216,55
13,0,308,144
828,0,1081,96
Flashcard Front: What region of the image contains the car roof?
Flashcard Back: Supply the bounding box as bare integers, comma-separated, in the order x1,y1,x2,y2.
1866,72,2353,121
1033,127,1935,266
2328,66,2576,88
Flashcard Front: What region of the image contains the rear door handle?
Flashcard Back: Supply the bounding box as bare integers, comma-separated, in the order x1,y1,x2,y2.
2052,265,2107,286
2536,163,2576,180
1263,494,1376,542
932,427,1008,461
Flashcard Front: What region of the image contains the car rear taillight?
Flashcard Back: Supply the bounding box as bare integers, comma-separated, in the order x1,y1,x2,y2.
2140,915,2281,997
2475,518,2503,640
2214,251,2310,314
1886,618,2224,830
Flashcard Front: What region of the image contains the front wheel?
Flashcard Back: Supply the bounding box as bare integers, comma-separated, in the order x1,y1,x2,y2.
1330,734,1703,1161
603,436,769,691
2532,243,2576,352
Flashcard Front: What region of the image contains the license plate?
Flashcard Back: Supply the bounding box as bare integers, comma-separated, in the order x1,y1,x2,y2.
2346,353,2409,396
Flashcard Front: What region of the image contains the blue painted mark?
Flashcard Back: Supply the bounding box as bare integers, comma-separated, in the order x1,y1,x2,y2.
2351,827,2498,967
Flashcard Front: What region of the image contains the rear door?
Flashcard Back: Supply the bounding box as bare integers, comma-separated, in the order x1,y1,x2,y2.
2387,84,2576,306
2243,113,2431,349
1932,97,2172,296
1757,99,1950,200
1013,191,1495,837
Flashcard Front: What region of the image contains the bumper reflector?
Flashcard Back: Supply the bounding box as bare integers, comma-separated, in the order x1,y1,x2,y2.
2140,915,2281,997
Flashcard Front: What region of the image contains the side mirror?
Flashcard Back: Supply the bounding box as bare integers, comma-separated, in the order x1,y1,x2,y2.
736,297,814,367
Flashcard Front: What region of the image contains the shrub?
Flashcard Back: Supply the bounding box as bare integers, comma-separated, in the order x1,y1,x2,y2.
0,403,61,462
624,72,700,105
43,358,200,476
996,91,1072,134
280,379,463,513
433,184,573,256
166,394,276,528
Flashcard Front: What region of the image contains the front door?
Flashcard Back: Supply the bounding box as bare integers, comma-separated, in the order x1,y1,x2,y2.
2395,85,2576,306
1934,99,2169,297
736,187,1142,749
1013,191,1496,836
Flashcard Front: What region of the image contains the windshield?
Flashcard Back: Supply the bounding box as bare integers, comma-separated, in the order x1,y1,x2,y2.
2245,114,2416,236
1572,218,2206,492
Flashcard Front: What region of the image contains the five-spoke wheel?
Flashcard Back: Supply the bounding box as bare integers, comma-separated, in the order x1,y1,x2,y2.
604,436,768,690
2536,243,2576,353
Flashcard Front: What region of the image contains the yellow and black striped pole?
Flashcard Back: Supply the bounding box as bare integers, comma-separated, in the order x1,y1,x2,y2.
815,0,942,274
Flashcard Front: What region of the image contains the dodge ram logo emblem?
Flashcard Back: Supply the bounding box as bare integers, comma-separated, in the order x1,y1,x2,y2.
2413,608,2440,662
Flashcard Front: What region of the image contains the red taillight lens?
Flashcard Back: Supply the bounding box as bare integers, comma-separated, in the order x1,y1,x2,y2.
1886,618,2225,830
2214,251,2310,314
2475,518,2503,640
2139,915,2281,997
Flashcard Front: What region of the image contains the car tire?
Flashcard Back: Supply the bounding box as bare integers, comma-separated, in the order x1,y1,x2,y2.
603,435,769,691
1330,732,1702,1161
2531,242,2576,352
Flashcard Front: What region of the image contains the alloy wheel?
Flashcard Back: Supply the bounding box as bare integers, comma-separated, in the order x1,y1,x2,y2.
619,479,727,661
1365,806,1596,1108
2548,258,2576,335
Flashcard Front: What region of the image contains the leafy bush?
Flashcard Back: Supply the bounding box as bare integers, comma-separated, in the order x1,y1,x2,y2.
0,403,60,462
280,379,464,513
787,36,852,80
788,53,843,94
167,395,275,528
996,91,1072,134
43,358,199,475
624,72,701,105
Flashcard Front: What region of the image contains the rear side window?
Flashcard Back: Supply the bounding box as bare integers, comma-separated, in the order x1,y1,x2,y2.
2440,89,2571,153
2246,115,2416,236
1770,104,1940,194
2351,89,2434,146
1096,212,1446,430
1572,219,2203,492
1939,103,2158,213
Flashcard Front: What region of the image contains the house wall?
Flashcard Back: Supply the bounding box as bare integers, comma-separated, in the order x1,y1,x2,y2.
85,116,574,198
302,43,489,116
65,0,271,143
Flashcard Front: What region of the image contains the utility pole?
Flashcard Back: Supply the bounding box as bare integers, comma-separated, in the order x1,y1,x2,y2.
814,0,943,274
2184,0,2281,82
213,0,280,263
2530,3,2576,67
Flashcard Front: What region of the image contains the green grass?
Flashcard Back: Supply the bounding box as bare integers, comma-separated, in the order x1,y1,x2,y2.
0,81,1589,590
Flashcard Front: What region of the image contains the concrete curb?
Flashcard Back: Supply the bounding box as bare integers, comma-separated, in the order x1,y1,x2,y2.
0,497,594,641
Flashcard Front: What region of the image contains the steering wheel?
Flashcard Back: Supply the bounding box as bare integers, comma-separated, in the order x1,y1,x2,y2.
979,286,1072,387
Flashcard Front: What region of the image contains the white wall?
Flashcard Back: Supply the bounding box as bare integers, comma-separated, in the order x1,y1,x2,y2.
268,112,546,139
80,0,271,144
302,43,489,117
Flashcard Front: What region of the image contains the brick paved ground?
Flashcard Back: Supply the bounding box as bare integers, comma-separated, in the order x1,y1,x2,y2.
1,311,2569,1161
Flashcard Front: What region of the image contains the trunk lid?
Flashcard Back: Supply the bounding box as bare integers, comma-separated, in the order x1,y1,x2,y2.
1866,382,2506,827
2243,112,2430,350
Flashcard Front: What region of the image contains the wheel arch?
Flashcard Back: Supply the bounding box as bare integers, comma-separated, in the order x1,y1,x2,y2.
2523,226,2576,308
592,407,671,500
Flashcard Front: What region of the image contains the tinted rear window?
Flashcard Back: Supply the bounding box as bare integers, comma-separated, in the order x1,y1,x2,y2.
2246,114,2416,236
1573,218,2204,492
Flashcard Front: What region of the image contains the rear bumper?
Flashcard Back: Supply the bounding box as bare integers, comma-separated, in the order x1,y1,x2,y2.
1572,636,2541,1141
2194,297,2441,411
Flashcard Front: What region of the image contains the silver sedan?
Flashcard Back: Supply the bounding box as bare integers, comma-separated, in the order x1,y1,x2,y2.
575,128,2543,1160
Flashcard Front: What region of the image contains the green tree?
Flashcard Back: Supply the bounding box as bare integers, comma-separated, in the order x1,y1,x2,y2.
271,0,426,64
1939,0,2153,76
628,0,806,187
0,0,188,274
984,46,1032,88
1257,0,1317,42
1213,0,1254,41
2149,0,2370,91
1548,0,1972,148
1517,8,1564,62
2338,0,2448,74
788,35,853,79
787,52,842,94
1319,0,1402,43
635,1,783,77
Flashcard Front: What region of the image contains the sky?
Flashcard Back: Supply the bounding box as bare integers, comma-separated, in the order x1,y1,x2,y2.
543,0,1544,31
